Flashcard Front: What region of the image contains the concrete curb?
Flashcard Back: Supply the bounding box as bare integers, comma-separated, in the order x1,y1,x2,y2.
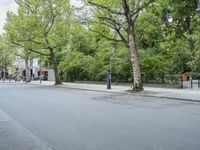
16,82,200,103
136,94,200,103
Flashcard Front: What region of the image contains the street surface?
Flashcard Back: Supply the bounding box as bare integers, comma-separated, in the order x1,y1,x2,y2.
0,83,200,150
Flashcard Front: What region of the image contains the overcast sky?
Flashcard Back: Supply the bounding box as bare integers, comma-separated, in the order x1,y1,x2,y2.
0,0,82,35
0,0,17,34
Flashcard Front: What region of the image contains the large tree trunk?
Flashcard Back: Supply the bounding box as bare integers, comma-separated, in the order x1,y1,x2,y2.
122,0,143,92
128,24,143,92
25,56,30,82
49,48,62,85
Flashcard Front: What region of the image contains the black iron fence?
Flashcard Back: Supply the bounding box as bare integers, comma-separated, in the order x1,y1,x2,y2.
181,73,200,89
143,73,200,89
143,75,181,88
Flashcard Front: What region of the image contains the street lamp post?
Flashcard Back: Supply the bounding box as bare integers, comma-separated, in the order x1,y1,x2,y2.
107,69,112,89
107,56,115,89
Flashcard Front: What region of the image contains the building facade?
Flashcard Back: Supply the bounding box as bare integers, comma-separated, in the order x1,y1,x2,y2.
14,57,55,81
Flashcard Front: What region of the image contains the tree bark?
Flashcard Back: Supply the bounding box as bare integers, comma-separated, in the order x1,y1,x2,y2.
49,48,62,85
128,24,143,92
123,0,143,92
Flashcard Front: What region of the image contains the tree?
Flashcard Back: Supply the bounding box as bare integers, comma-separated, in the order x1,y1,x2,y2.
5,11,35,82
135,0,198,75
0,35,15,78
59,50,95,81
86,0,155,92
6,0,71,85
169,0,197,54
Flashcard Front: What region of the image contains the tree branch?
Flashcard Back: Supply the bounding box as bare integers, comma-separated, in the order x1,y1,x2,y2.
28,48,50,56
88,1,124,15
132,0,155,17
115,27,129,48
45,6,57,36
87,19,114,29
11,41,24,48
90,29,125,43
12,40,50,56
98,16,123,28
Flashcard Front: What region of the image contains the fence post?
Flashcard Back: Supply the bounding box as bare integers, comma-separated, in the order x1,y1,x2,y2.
198,77,200,88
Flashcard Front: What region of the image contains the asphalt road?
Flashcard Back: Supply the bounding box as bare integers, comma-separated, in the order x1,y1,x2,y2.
0,83,200,150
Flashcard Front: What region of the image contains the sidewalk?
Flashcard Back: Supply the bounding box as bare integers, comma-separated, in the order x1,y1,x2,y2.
25,81,200,102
